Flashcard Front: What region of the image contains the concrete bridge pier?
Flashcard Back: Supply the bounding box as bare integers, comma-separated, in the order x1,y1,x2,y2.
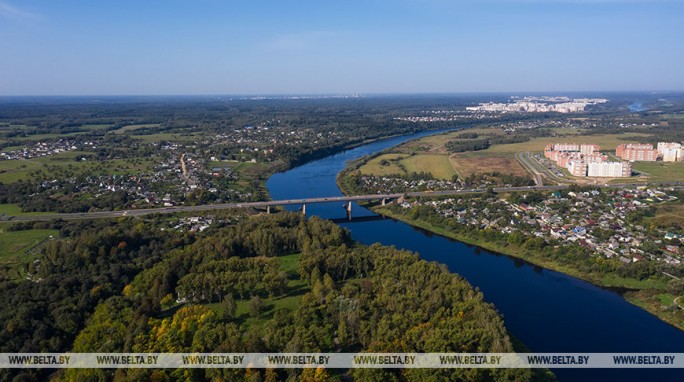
266,205,271,214
381,198,387,206
345,201,352,220
301,204,306,216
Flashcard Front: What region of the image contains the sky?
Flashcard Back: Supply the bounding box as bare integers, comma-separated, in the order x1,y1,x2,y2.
0,0,683,95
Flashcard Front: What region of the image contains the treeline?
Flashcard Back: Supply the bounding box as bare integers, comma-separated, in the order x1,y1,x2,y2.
445,138,491,152
463,171,534,187
47,213,531,382
0,218,195,382
446,129,552,153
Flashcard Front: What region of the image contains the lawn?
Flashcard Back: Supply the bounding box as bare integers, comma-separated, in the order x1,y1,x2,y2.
207,253,310,328
632,161,684,183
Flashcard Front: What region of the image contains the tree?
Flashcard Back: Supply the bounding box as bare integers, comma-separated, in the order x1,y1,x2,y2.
249,296,265,318
221,295,237,321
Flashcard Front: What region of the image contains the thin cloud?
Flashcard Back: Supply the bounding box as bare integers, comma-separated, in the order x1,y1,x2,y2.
0,1,39,20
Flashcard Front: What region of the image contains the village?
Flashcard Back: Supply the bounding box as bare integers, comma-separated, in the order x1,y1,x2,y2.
0,139,95,160
398,186,683,266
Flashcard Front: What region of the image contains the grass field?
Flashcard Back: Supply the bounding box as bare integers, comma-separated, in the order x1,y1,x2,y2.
0,204,53,217
632,161,684,183
0,226,57,261
130,133,199,143
0,153,158,183
114,123,161,134
7,131,102,142
402,154,456,179
358,153,456,179
358,153,407,176
449,154,528,178
79,124,114,131
397,128,505,154
207,253,310,327
649,203,684,228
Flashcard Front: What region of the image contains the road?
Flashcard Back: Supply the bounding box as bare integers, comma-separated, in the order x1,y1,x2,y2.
515,152,544,186
4,183,682,222
3,186,563,222
516,151,568,185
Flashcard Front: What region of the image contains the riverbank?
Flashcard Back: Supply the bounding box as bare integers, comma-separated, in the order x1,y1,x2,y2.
334,134,684,331
270,128,684,381
364,203,684,331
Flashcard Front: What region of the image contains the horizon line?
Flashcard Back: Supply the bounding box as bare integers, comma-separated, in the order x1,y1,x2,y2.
0,90,682,98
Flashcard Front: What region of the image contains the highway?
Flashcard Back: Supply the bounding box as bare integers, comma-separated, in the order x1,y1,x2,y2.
4,183,682,222
3,186,561,222
516,151,569,185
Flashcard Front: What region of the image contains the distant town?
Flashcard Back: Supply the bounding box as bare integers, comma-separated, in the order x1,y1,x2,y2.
466,97,609,114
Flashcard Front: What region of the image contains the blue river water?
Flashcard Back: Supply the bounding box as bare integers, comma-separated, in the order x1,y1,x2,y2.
266,131,684,381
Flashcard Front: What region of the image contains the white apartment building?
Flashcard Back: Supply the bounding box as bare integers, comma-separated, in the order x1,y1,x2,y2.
587,161,631,178
657,142,683,162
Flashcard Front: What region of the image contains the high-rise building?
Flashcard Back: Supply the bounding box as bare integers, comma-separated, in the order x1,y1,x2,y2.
568,160,587,177
615,143,658,162
587,161,631,178
658,142,683,162
580,144,599,156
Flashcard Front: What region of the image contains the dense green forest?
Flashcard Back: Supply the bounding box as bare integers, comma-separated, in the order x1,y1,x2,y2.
1,213,534,382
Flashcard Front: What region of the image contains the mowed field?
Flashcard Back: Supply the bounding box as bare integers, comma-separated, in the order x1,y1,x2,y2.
632,161,684,183
358,153,456,179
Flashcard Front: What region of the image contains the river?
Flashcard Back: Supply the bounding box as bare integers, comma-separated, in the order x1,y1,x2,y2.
266,131,684,381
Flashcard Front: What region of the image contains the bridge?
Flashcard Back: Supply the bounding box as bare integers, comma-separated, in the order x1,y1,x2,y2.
3,183,682,222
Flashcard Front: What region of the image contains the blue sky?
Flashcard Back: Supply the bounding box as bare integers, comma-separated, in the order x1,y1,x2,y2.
0,0,682,95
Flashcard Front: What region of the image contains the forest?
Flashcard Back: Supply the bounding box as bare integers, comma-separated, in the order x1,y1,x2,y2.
1,213,536,382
